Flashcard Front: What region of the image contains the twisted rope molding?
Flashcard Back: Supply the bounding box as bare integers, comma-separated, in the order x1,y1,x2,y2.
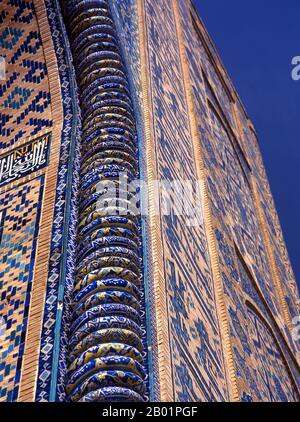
61,0,147,402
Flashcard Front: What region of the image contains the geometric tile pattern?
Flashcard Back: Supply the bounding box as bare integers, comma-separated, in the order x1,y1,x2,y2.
0,0,52,150
0,177,44,401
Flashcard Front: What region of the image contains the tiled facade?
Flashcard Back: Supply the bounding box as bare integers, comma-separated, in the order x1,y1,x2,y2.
0,0,299,402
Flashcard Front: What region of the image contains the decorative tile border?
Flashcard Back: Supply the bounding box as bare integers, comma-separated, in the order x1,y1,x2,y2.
17,0,80,402
0,175,44,401
35,0,80,402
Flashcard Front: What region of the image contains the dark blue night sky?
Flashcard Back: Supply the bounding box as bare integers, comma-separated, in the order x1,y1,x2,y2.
194,0,300,287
